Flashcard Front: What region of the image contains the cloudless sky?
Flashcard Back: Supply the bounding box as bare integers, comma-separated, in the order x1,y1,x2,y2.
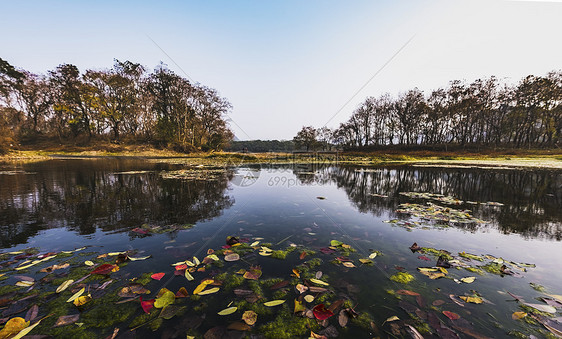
2,0,562,140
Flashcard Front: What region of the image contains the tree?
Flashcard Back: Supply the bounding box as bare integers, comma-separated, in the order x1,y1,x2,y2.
293,126,318,151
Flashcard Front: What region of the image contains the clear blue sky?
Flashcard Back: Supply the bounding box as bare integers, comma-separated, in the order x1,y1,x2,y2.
2,0,562,140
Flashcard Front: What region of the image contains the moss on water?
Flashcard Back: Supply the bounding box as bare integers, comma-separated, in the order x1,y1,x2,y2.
222,273,245,290
134,272,153,285
350,312,374,331
389,272,415,284
258,307,319,338
82,303,136,328
481,263,502,275
47,325,97,339
149,317,163,331
464,266,485,275
421,247,453,260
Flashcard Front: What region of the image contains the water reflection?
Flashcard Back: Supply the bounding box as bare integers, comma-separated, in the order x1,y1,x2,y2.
0,159,234,247
324,165,562,240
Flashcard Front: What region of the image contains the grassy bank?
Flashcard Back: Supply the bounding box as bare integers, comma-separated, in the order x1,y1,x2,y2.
1,142,562,169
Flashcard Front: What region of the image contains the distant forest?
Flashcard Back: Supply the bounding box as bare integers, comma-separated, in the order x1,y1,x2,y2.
293,70,562,151
226,140,295,152
0,58,233,152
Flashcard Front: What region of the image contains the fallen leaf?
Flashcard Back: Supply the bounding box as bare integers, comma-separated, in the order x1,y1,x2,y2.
12,317,42,339
15,281,34,287
185,270,194,281
512,311,528,320
294,299,306,313
264,300,286,307
359,259,373,264
0,317,29,338
24,305,39,322
396,290,420,296
242,310,257,325
91,264,119,275
296,284,308,294
193,279,214,295
73,295,92,307
292,268,301,278
312,304,334,320
227,322,251,331
432,300,445,306
243,267,262,280
460,277,476,284
140,296,155,314
250,241,260,247
151,272,165,281
55,279,74,293
304,295,315,303
154,290,175,308
175,287,189,298
84,261,94,266
54,314,79,327
270,280,289,290
342,262,356,268
338,310,349,327
217,306,238,316
443,311,460,320
523,302,556,314
224,253,240,262
300,251,307,260
197,287,220,295
459,296,483,304
369,252,377,259
310,278,329,286
66,287,85,303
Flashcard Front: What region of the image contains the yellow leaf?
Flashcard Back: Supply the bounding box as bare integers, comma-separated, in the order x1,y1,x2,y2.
0,317,29,339
242,310,258,325
197,287,220,295
341,244,351,249
304,295,315,303
217,306,238,315
310,278,329,286
128,255,151,261
73,295,92,306
438,267,448,274
292,269,301,278
512,311,527,320
12,318,42,339
107,252,125,256
56,280,74,293
259,251,272,256
260,246,272,252
294,299,305,313
460,277,476,284
369,252,378,259
206,254,220,261
15,281,34,287
185,270,194,281
67,287,85,303
384,316,400,323
264,300,286,307
250,241,260,247
342,262,356,268
193,279,214,295
193,257,200,266
84,261,94,266
359,259,373,264
459,296,483,304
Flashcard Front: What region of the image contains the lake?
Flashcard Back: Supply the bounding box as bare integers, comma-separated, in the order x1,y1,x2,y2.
0,158,561,338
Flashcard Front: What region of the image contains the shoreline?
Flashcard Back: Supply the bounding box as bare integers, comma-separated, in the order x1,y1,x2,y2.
2,148,562,169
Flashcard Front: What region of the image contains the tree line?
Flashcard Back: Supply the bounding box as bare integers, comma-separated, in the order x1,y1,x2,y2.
294,70,562,150
0,58,233,152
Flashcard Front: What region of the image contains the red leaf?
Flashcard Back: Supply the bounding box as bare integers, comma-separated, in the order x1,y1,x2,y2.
443,311,460,320
91,264,119,275
151,273,165,281
300,251,307,260
175,264,188,271
417,255,431,261
319,247,335,254
132,227,149,234
312,304,334,320
270,280,289,290
396,289,420,296
140,296,155,314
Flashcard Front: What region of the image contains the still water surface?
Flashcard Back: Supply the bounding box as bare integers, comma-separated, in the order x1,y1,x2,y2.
0,159,561,338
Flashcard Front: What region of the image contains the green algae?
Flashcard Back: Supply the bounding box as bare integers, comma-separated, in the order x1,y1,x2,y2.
390,272,415,284
421,247,453,260
350,311,375,331
82,303,137,328
464,266,485,275
258,307,319,338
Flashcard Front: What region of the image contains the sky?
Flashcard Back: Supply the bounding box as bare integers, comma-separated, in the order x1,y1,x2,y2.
2,0,562,140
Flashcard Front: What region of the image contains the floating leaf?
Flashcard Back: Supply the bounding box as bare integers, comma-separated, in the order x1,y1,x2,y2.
296,284,308,294
224,253,240,262
54,314,80,327
175,287,189,298
206,254,220,261
460,277,476,284
154,290,175,308
242,310,258,325
384,315,400,324
66,287,85,303
184,270,194,281
264,300,286,307
193,256,200,266
73,295,92,307
443,311,460,320
151,272,165,281
218,306,238,315
304,295,315,303
193,279,214,295
24,305,38,323
84,261,94,266
312,304,334,320
227,322,251,331
330,240,343,247
396,290,420,296
0,317,29,338
12,317,42,339
56,280,74,293
310,278,329,286
459,296,483,304
292,268,301,278
250,241,260,247
15,281,34,287
91,264,119,275
369,252,378,259
129,255,151,261
294,299,306,313
140,296,155,314
359,259,373,264
270,280,289,290
342,262,356,268
243,267,262,280
512,311,528,320
197,287,219,295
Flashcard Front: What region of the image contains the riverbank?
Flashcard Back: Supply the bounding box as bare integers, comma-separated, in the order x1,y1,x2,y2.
1,144,562,169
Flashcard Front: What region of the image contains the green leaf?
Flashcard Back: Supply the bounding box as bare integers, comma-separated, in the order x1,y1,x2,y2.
154,290,175,309
264,300,286,307
217,306,238,315
310,278,329,286
330,240,343,247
